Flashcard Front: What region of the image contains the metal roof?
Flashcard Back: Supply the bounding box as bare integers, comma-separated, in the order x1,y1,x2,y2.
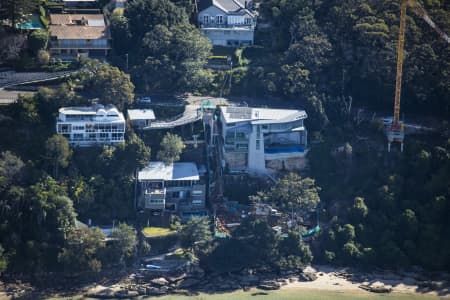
220,106,307,124
138,162,200,181
127,109,156,121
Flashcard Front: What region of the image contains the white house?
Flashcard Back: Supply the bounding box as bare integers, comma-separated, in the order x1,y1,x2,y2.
127,109,156,129
137,162,206,212
56,104,126,146
198,0,256,47
220,106,308,175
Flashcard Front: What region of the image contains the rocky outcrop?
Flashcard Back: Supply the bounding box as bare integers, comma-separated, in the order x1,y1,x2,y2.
359,282,392,293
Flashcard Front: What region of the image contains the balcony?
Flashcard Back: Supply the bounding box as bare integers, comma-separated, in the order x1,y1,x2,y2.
144,188,166,210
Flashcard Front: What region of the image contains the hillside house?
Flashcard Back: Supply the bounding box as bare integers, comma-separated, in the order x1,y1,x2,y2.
198,0,256,47
49,14,110,59
220,106,308,175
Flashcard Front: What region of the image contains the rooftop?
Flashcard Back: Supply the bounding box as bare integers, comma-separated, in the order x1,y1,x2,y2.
138,162,200,182
220,106,307,125
199,0,254,16
128,109,156,121
49,14,109,40
59,104,120,115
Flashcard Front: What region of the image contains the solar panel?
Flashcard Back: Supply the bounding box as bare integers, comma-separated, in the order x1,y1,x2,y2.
226,106,252,119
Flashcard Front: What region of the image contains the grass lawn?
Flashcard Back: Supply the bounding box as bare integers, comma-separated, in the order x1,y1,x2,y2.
156,290,445,300
46,289,446,300
141,226,175,238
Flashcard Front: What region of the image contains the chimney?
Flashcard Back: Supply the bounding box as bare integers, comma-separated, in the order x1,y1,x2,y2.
244,1,247,8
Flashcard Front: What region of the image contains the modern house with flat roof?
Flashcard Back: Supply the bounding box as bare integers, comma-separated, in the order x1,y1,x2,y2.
198,0,256,47
137,162,206,212
56,104,125,146
49,14,110,59
219,106,308,175
128,109,156,129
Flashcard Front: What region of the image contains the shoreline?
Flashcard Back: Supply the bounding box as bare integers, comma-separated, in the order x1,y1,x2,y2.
1,265,449,299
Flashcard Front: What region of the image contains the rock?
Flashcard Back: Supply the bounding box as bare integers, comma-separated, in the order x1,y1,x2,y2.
240,274,260,285
190,265,205,278
114,290,139,298
258,280,281,290
151,277,169,286
179,278,202,288
167,273,187,283
146,286,168,296
359,283,392,293
299,271,318,282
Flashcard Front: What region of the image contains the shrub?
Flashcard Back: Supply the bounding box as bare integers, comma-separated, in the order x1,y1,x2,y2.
28,30,49,55
37,50,50,65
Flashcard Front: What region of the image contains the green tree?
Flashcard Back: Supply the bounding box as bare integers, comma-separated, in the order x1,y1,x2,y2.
179,217,212,253
0,244,7,274
277,231,313,270
109,223,137,266
350,197,368,222
0,0,38,27
157,133,185,164
45,135,72,178
134,23,212,92
30,176,77,239
28,30,48,55
80,60,135,110
125,0,188,42
267,173,321,211
59,228,106,273
0,151,24,189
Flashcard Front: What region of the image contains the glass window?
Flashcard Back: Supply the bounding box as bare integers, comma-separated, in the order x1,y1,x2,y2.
216,15,223,24
256,139,260,150
203,15,209,24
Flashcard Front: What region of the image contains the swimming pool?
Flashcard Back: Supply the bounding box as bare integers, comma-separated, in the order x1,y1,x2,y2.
264,146,305,154
16,15,43,30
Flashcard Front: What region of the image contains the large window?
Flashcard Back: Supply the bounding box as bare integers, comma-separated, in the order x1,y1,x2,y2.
216,15,224,24
203,15,209,24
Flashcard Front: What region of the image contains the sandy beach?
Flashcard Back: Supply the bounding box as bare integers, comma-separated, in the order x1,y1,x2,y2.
284,265,450,297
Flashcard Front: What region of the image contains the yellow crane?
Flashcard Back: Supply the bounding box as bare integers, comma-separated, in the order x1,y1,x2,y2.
387,0,450,152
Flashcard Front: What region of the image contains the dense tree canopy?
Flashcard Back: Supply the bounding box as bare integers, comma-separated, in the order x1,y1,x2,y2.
157,133,185,164
111,0,212,93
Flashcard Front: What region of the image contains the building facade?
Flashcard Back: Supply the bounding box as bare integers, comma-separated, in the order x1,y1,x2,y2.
56,104,125,146
49,14,110,59
220,106,308,175
137,162,206,212
198,0,256,47
127,109,156,129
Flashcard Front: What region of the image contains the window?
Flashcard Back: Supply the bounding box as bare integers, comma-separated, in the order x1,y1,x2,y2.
203,15,209,24
172,191,180,198
245,17,252,25
216,15,223,24
256,139,260,150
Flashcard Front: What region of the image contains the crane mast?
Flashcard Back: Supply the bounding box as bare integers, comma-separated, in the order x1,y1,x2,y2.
387,0,450,152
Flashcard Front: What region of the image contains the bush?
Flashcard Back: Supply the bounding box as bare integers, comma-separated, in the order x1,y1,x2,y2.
37,50,50,65
28,30,49,55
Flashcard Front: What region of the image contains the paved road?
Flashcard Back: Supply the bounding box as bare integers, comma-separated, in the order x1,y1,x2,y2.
0,70,74,88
